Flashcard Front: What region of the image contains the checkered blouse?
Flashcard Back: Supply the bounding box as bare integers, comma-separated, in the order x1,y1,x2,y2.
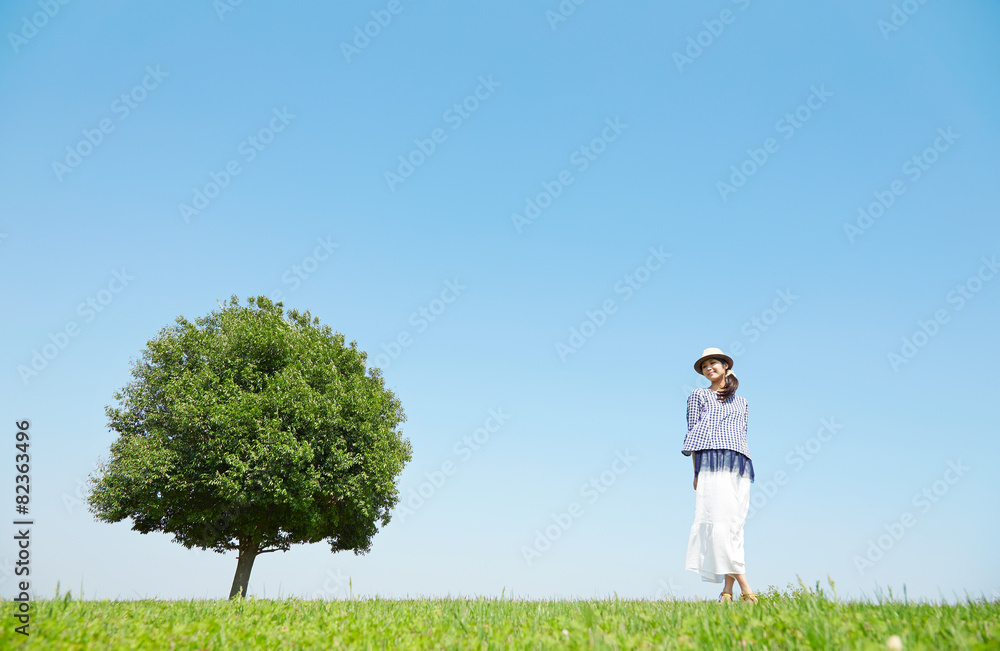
681,388,751,459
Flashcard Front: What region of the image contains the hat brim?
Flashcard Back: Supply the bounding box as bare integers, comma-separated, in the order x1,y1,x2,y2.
694,354,734,375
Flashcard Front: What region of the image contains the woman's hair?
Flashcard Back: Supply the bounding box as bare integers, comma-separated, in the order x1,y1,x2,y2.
716,371,739,402
702,357,739,401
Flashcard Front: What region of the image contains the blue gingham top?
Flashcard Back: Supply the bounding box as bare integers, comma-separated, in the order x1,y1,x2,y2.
682,388,754,482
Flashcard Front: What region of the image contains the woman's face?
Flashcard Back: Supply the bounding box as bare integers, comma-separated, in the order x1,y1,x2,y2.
701,358,728,382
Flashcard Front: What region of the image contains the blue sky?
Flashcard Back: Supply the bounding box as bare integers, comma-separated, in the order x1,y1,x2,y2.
2,0,998,604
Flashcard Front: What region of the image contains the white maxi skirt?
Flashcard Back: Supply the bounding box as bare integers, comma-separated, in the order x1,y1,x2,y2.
684,467,751,582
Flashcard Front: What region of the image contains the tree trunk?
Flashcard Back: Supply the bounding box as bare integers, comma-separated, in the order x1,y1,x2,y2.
229,543,258,599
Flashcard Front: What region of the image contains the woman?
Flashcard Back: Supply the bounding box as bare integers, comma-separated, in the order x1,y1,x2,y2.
682,347,757,604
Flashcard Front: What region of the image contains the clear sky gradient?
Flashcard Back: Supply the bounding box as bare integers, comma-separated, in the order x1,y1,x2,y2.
2,1,998,603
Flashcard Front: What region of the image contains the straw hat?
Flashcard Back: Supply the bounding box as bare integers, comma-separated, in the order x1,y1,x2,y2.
694,347,734,375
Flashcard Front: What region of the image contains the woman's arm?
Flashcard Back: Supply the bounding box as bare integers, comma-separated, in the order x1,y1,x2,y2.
687,391,705,490
686,390,704,432
687,391,704,490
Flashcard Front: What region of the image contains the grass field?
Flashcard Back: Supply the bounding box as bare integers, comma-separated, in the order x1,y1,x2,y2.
1,581,997,650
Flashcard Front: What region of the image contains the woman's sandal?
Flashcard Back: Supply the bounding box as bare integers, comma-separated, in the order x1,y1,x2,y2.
718,592,733,603
740,591,758,605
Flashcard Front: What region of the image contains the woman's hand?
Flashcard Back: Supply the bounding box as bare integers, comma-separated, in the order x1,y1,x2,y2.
693,475,698,491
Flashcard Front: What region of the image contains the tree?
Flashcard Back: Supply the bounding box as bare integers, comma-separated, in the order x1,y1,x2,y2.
87,296,412,598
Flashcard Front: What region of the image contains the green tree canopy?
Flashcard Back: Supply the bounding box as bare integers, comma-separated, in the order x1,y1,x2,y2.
88,296,411,598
